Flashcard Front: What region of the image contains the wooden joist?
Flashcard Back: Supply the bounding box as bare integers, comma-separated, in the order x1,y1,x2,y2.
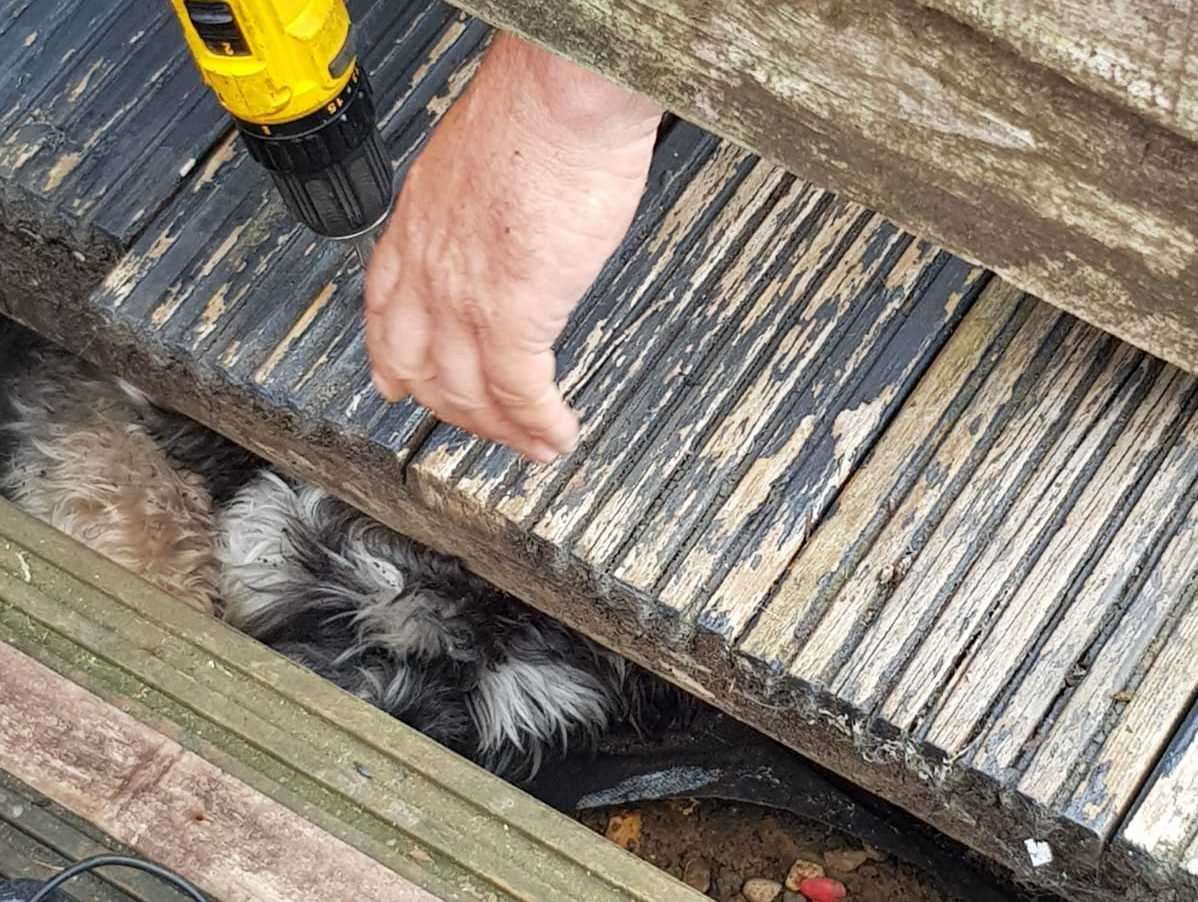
917,0,1198,145
0,496,702,902
2,1,1198,900
444,0,1198,380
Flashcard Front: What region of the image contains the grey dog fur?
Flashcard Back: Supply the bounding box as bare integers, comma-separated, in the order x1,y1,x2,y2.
0,332,690,782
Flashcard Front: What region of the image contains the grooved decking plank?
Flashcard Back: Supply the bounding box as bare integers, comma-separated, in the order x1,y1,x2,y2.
411,138,768,508
84,0,490,466
736,285,1198,895
0,774,195,901
2,2,1196,899
0,497,705,902
0,0,226,254
1119,701,1198,891
411,197,984,633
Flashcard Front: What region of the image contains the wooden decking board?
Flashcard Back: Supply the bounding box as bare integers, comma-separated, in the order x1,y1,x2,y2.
0,775,193,901
732,282,1038,661
88,2,492,466
655,250,984,628
829,329,1147,712
0,826,137,902
986,458,1198,787
729,285,1198,883
687,253,987,638
761,304,1089,680
0,0,34,34
417,185,983,604
509,175,842,540
2,0,1197,897
1066,571,1198,838
411,142,781,505
570,198,884,577
1120,704,1198,885
0,0,225,253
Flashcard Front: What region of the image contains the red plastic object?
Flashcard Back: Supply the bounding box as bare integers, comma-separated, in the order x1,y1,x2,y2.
799,876,848,901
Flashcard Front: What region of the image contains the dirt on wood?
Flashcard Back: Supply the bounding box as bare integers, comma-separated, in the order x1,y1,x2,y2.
580,799,961,902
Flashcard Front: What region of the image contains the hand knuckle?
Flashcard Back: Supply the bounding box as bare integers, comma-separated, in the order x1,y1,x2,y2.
438,389,487,413
451,295,496,335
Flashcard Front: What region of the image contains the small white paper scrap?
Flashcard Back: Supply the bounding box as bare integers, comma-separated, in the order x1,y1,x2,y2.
1025,838,1053,868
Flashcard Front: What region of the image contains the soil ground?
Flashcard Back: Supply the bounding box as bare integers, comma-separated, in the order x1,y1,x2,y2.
580,799,965,902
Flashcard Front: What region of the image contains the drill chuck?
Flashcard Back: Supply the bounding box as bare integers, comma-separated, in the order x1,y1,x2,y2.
236,66,392,240
170,0,394,243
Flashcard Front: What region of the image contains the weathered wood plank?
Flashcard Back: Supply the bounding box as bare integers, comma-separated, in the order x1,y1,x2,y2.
1118,700,1198,891
740,285,1054,668
731,285,1198,895
412,139,774,511
948,379,1198,785
0,774,211,901
918,0,1198,145
411,191,984,643
1051,553,1198,839
0,0,226,255
0,643,441,902
0,827,136,902
444,0,1198,380
73,1,490,472
6,2,1198,897
579,204,898,577
833,337,1162,715
0,497,705,902
653,255,984,629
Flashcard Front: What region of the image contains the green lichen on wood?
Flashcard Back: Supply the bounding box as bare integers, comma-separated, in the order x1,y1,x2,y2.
0,500,705,902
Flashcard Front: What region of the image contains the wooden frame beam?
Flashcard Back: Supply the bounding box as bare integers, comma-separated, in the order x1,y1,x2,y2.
444,0,1198,374
918,1,1198,146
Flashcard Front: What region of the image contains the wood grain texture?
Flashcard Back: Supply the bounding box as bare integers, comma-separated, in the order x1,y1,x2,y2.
4,1,1198,898
737,287,1198,897
444,0,1198,381
0,0,227,256
412,195,985,639
919,0,1198,145
0,643,442,902
0,497,706,902
1120,701,1198,890
83,0,493,467
0,773,195,901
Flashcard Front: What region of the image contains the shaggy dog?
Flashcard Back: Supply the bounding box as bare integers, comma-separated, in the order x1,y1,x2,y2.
218,470,687,779
0,335,689,781
0,343,230,613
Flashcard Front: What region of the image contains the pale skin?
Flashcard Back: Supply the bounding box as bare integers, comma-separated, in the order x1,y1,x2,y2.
364,31,663,464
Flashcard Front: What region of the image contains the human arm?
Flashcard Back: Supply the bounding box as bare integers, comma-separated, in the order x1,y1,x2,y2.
364,31,663,462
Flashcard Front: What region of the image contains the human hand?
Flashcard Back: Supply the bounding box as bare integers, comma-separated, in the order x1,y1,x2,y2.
365,32,662,463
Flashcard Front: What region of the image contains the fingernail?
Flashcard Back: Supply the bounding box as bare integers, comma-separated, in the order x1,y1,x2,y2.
541,430,578,457
527,442,559,465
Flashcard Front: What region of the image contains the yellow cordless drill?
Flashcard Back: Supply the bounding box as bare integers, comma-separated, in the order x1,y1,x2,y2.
168,0,392,265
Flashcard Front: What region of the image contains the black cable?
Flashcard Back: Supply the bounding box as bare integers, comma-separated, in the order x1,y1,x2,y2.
27,855,207,902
